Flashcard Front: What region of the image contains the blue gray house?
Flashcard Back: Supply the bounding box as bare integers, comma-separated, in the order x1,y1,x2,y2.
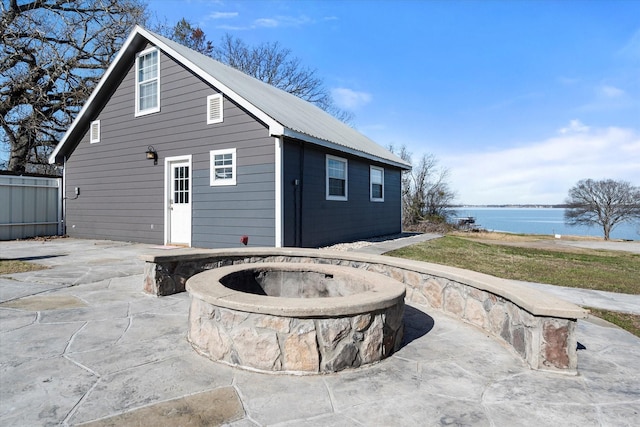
49,26,410,248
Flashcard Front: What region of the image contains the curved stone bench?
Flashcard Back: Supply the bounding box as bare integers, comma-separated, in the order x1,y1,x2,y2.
140,247,588,374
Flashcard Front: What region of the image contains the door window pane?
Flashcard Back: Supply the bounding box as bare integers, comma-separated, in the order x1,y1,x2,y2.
173,166,189,204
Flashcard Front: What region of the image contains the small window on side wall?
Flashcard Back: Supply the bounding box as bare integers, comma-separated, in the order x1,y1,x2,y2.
326,155,348,201
370,166,384,202
90,120,100,143
210,148,236,186
207,94,223,124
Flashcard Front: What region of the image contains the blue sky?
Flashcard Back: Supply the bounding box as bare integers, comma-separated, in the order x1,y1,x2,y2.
145,0,639,205
7,0,637,205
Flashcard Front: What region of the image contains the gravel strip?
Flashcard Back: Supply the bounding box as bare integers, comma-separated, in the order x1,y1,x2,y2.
320,232,420,251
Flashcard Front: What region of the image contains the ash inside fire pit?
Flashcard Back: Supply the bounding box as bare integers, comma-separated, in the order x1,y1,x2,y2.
221,268,371,298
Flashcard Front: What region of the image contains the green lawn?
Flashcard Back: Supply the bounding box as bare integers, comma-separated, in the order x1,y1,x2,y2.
387,235,640,337
387,236,640,294
586,307,640,337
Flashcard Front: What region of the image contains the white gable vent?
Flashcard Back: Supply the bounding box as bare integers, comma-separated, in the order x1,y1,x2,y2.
207,94,223,124
90,120,100,143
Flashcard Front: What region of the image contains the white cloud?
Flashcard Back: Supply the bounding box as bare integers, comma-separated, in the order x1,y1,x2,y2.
617,28,640,60
331,88,372,109
216,24,248,31
214,14,313,30
253,15,312,28
442,122,640,205
254,18,279,28
599,85,625,98
207,12,238,20
579,83,632,112
558,119,589,134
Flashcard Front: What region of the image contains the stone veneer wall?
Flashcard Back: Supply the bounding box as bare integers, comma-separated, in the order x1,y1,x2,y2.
141,249,588,373
188,297,404,374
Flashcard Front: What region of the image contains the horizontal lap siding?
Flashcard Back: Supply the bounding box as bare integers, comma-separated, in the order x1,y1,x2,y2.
191,163,275,248
65,46,275,246
283,141,402,247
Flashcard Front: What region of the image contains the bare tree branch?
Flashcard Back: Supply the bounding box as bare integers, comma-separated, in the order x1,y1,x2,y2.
389,145,456,227
1,0,147,173
564,179,640,240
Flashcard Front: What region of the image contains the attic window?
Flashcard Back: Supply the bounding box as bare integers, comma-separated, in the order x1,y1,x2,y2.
207,94,223,124
135,47,160,116
90,120,100,143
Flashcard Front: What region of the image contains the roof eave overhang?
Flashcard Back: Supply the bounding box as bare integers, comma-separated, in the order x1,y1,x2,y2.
280,129,412,170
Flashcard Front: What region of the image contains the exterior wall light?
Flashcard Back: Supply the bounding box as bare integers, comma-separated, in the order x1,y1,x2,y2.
146,146,158,165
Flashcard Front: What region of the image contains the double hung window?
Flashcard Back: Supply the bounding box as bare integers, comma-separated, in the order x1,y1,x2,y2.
135,48,160,116
370,166,384,201
326,155,348,200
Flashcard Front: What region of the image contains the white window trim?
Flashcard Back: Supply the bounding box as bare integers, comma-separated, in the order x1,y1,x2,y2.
210,148,237,186
206,93,224,124
135,47,160,117
370,165,384,202
326,154,348,201
89,120,100,143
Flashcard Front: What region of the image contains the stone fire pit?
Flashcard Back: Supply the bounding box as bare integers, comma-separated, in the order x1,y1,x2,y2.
186,262,406,374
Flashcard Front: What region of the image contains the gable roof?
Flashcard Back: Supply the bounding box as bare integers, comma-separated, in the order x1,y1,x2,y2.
49,26,410,169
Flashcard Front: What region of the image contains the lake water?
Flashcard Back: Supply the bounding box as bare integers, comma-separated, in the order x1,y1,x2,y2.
453,208,640,241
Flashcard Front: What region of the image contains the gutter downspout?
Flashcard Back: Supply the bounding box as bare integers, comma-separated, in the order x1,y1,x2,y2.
274,136,283,247
298,141,304,247
61,156,67,236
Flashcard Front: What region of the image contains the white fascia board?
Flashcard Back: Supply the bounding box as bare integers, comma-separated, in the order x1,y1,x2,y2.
135,27,285,137
282,129,412,170
49,26,143,164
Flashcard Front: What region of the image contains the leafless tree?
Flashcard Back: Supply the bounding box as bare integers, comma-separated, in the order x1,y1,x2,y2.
213,34,330,105
390,145,456,227
164,20,353,124
564,178,640,240
1,0,147,173
166,18,214,57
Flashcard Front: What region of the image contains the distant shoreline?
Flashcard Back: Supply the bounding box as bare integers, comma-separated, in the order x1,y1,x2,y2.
451,207,639,241
453,204,568,208
476,229,635,242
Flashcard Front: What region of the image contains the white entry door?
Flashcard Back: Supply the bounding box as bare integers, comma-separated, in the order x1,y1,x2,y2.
167,157,191,245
